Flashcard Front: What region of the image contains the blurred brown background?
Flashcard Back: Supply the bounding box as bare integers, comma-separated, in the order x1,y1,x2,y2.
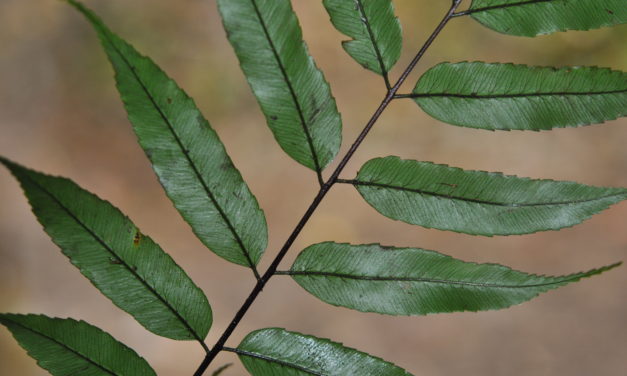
1,1,626,375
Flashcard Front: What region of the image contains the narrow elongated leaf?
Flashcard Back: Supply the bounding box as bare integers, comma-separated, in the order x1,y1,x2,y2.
0,314,156,376
218,0,343,172
465,0,627,36
288,242,620,315
413,62,627,131
323,0,402,76
352,157,627,235
1,158,211,341
70,0,267,268
236,328,412,376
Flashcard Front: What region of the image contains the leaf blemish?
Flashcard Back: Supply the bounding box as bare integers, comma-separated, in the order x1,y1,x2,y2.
196,114,206,128
220,161,232,171
109,257,122,265
133,230,142,247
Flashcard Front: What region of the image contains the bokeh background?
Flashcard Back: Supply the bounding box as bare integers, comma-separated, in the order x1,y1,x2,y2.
1,1,626,375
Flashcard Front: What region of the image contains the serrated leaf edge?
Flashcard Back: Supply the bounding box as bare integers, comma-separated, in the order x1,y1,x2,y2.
288,241,622,315
352,156,627,236
0,157,208,341
0,314,148,376
238,327,412,375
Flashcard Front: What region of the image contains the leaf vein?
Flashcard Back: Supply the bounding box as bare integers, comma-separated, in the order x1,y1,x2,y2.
355,0,390,87
283,270,592,289
410,89,627,99
344,179,625,207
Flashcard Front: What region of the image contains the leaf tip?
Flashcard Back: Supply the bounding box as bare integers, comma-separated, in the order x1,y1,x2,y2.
65,0,106,32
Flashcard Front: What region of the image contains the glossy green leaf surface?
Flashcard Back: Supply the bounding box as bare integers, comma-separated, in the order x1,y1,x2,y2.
70,0,267,268
323,0,402,76
289,242,620,315
0,314,156,376
353,157,627,235
236,328,412,376
413,62,627,131
1,158,211,341
218,0,342,172
466,0,627,36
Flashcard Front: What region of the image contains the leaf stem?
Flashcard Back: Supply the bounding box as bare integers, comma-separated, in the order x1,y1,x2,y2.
393,93,416,99
335,178,355,185
193,1,463,374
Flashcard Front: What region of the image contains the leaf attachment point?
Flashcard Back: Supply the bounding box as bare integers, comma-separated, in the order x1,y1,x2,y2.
287,242,621,315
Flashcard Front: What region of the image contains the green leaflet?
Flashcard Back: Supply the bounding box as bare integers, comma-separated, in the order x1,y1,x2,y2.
412,62,627,131
1,158,211,341
352,157,627,236
323,0,402,76
218,0,343,173
466,0,627,36
288,242,620,315
70,0,267,268
0,314,156,376
235,328,413,376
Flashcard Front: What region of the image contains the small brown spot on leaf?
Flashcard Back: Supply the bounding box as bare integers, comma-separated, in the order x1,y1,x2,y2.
496,208,517,217
167,97,173,104
220,161,232,171
133,230,142,247
109,257,122,265
197,114,206,127
270,115,278,121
